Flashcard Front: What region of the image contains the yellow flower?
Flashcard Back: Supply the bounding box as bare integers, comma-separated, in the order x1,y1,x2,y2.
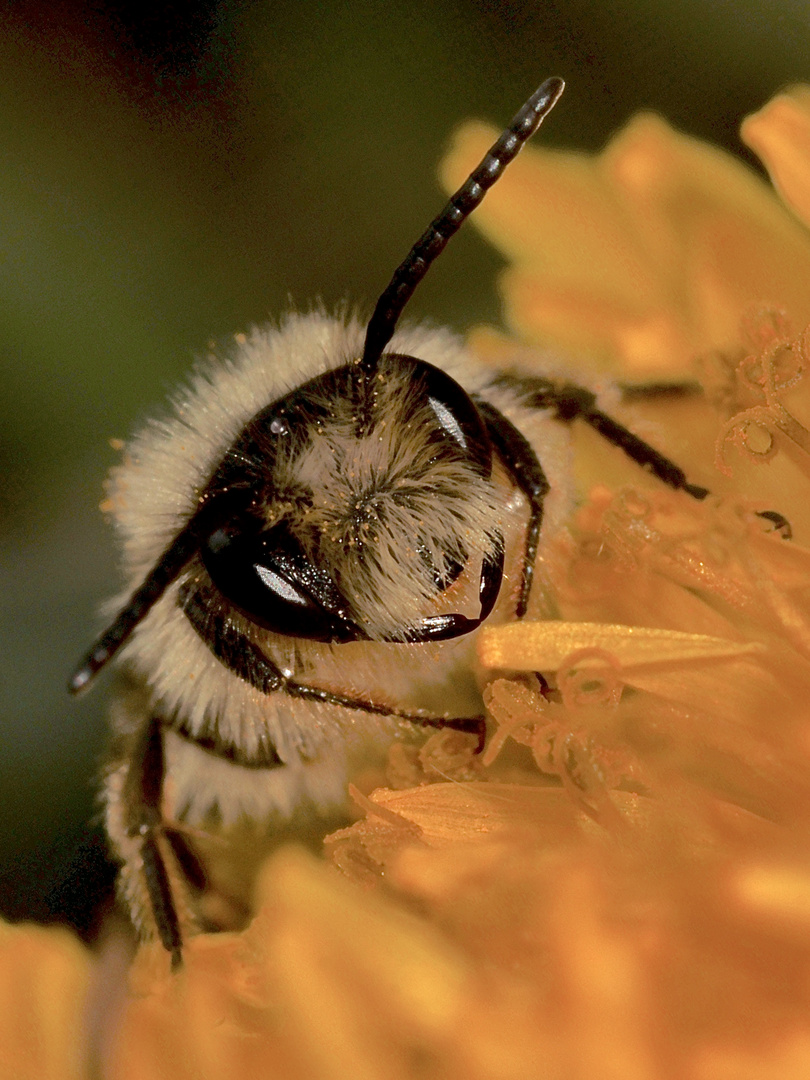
0,920,92,1080
13,88,810,1080
742,86,810,229
440,87,810,375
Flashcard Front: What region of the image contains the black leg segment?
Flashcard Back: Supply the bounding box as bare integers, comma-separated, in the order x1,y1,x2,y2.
493,371,792,537
168,712,284,770
123,717,184,969
492,373,710,499
179,582,487,751
475,398,550,618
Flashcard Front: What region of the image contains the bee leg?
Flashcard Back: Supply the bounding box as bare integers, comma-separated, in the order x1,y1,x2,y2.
617,380,703,402
756,509,792,538
179,582,487,752
123,717,185,969
281,679,487,752
168,713,284,770
494,372,792,538
500,374,712,498
474,398,549,618
163,827,208,894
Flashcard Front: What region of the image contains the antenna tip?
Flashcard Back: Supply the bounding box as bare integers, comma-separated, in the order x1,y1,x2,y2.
534,77,565,112
69,640,112,695
68,664,94,695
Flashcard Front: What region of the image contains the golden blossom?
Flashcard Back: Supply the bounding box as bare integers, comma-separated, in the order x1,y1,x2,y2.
9,87,810,1079
440,87,810,375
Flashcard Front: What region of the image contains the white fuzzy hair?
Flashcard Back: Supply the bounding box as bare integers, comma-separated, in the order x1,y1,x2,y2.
108,311,573,585
102,311,579,827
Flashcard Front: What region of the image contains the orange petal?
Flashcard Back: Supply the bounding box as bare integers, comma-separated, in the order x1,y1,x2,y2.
733,862,810,926
477,620,761,671
441,123,666,318
441,110,810,373
601,114,810,359
0,921,92,1080
247,848,470,1079
742,86,810,230
366,781,579,845
501,267,692,370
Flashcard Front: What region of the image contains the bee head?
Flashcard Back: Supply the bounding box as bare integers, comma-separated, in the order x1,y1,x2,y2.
69,77,563,692
198,354,504,643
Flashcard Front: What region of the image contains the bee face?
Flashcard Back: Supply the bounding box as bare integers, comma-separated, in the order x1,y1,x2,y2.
101,314,557,771
197,353,505,643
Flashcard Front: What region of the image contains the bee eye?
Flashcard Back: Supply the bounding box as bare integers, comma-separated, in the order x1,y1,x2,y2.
391,355,494,477
201,519,362,643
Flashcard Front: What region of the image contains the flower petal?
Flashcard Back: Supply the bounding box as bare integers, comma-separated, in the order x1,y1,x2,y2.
0,921,92,1080
742,86,810,231
477,620,761,671
441,111,810,373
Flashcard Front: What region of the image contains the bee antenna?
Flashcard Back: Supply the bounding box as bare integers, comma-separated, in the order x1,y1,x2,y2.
360,76,564,374
68,520,202,694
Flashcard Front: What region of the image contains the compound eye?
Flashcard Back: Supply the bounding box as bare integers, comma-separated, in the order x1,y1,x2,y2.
201,518,362,643
391,356,493,477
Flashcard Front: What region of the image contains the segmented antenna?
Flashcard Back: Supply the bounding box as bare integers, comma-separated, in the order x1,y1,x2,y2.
69,78,565,695
360,76,564,373
69,521,201,694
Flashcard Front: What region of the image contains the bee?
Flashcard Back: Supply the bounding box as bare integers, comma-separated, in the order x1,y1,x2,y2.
70,78,735,967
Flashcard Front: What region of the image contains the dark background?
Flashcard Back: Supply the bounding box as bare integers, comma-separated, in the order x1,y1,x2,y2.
1,0,808,938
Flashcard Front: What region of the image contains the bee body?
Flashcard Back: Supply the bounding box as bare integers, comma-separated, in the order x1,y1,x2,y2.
71,79,719,964
102,312,574,829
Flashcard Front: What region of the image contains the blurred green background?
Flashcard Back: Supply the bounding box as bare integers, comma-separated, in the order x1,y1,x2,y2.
1,0,808,937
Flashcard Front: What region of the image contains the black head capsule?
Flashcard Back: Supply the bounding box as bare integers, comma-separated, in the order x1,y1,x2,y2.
197,354,502,644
